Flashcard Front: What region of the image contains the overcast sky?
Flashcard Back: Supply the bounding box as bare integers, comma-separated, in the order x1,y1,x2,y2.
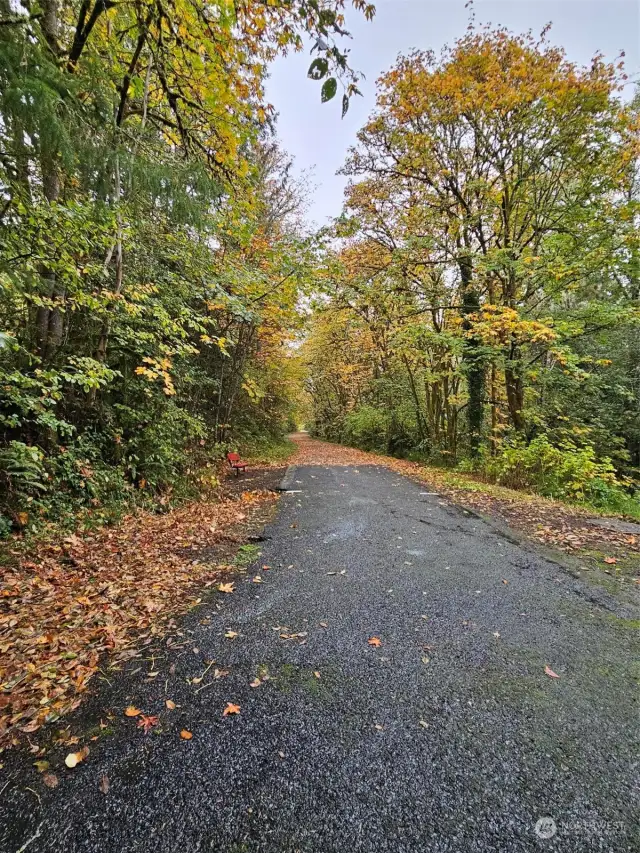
265,0,640,228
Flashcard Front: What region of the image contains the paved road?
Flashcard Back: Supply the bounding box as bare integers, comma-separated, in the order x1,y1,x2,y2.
2,461,638,852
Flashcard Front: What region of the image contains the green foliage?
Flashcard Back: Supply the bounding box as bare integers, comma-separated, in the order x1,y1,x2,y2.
480,435,618,500
238,434,297,464
321,77,338,103
0,442,48,510
0,0,363,532
343,406,389,452
458,434,639,517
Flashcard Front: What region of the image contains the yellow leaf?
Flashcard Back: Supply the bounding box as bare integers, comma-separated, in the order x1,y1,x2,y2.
65,746,89,768
180,729,193,740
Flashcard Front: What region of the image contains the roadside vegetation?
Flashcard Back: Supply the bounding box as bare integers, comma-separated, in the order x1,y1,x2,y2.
304,28,640,519
0,0,373,538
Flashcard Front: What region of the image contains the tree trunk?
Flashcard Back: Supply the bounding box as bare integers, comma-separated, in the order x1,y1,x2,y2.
459,253,484,457
505,354,525,433
401,354,426,443
36,0,64,361
96,156,123,362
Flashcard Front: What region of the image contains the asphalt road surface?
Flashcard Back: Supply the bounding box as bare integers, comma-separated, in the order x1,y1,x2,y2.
2,460,638,852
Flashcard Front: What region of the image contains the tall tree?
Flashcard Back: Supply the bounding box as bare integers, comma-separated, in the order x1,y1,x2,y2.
342,27,633,452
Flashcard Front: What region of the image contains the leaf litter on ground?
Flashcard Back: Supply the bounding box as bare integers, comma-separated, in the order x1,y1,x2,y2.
0,488,277,749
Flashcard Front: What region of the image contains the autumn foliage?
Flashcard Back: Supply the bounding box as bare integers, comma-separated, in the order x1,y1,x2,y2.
306,27,640,514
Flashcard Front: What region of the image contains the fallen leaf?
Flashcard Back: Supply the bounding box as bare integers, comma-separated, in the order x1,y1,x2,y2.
137,714,159,733
418,720,429,729
545,665,560,679
603,557,617,565
33,760,49,773
319,621,328,628
368,637,382,647
502,579,509,585
99,774,109,794
374,724,384,731
165,700,176,710
180,729,193,740
124,706,142,717
64,746,89,768
249,678,261,688
252,576,263,584
313,671,321,679
492,631,501,638
217,582,235,594
223,702,241,716
43,774,59,788
224,630,239,639
421,656,430,665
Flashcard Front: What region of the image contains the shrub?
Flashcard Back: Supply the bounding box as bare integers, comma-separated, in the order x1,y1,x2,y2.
343,406,390,452
0,441,48,516
482,434,637,509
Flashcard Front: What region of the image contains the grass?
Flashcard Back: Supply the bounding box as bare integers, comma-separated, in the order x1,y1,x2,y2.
239,434,297,464
233,543,261,567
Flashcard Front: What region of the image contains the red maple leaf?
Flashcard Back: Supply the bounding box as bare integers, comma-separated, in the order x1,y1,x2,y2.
137,714,159,733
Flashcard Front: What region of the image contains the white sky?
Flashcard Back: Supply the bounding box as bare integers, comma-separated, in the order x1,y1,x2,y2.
265,0,640,228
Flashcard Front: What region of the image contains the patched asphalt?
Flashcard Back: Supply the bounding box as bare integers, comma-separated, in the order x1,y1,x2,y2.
1,462,638,852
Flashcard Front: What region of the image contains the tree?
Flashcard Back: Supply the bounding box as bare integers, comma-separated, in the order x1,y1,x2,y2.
0,0,376,526
341,26,634,452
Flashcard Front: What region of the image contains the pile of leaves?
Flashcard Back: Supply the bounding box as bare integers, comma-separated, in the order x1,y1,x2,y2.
292,434,640,562
0,488,277,749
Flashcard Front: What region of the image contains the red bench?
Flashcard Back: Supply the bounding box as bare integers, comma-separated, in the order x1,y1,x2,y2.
226,452,248,476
